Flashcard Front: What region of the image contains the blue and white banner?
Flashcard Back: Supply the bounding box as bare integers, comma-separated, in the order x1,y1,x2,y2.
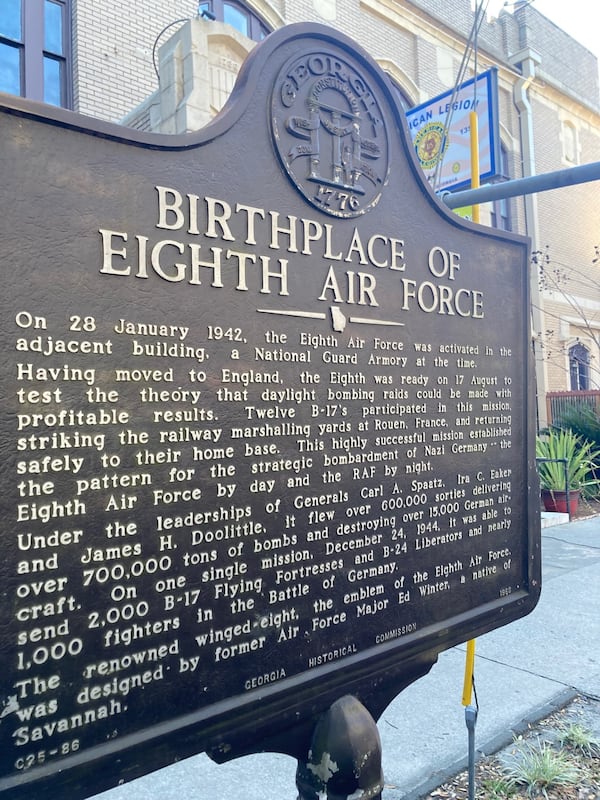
406,68,501,192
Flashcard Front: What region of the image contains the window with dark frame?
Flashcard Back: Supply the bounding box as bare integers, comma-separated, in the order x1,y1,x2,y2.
0,0,71,107
569,342,591,391
198,0,270,41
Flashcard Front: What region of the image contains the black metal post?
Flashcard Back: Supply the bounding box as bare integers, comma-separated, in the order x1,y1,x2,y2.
296,695,384,800
465,705,478,800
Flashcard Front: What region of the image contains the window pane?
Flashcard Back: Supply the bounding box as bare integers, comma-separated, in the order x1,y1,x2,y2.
223,3,248,36
44,0,63,55
43,55,62,105
0,0,21,42
569,344,590,390
0,41,21,94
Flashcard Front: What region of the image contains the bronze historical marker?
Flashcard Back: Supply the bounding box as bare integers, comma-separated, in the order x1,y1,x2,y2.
0,22,540,800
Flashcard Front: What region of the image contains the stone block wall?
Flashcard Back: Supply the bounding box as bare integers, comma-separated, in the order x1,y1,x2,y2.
74,0,198,121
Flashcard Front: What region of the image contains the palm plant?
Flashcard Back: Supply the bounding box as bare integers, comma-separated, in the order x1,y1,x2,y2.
536,428,599,492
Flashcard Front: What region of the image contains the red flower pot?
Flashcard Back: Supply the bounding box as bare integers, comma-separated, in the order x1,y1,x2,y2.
541,489,580,515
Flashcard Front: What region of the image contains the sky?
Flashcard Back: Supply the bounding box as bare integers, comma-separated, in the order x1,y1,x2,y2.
529,0,600,59
486,0,600,61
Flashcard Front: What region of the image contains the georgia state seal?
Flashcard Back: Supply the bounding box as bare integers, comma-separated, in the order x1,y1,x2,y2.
271,50,389,218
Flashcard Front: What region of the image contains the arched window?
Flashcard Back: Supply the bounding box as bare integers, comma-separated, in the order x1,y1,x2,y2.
569,342,590,390
198,1,270,41
562,120,578,164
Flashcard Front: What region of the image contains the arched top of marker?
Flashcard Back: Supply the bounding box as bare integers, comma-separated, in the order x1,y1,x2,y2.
0,21,529,243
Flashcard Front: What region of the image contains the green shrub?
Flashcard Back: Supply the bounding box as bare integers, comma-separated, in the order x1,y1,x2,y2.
536,428,600,492
502,738,581,797
555,404,600,450
558,723,600,757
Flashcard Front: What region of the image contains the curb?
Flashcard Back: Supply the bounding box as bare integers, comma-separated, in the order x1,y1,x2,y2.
396,687,578,800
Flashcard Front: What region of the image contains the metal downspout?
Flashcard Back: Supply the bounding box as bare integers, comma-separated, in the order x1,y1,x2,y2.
513,50,548,429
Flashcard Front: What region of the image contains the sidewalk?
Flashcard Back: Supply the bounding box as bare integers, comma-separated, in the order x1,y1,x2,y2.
95,514,600,800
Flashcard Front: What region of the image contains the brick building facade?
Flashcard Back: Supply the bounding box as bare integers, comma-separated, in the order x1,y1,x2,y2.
3,0,600,413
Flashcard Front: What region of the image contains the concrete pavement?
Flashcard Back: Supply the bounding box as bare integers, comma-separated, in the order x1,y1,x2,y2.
94,513,600,800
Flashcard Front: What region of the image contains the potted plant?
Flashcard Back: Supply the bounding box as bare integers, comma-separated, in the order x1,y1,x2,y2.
536,428,600,514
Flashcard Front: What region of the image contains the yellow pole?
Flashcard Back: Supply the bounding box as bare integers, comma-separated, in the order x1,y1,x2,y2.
469,110,480,223
462,639,476,705
462,109,480,707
